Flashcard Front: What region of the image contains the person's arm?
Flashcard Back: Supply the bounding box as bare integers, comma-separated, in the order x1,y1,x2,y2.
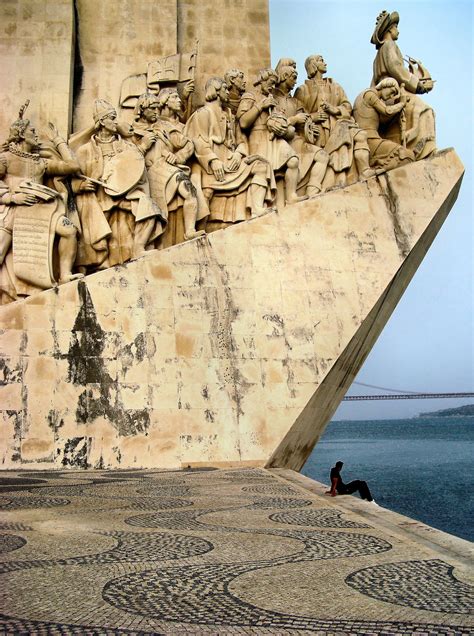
325,476,338,496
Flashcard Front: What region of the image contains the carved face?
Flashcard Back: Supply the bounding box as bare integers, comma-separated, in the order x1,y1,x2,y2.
286,70,298,90
389,24,399,40
142,102,159,123
315,57,327,74
261,76,276,95
22,124,39,149
233,73,246,93
166,92,182,113
218,83,230,105
100,112,118,133
380,86,397,101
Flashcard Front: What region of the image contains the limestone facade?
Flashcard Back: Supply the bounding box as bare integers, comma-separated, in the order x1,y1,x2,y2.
0,150,463,469
0,0,75,138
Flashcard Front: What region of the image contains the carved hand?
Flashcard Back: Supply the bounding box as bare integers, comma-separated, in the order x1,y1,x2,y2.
165,152,178,165
321,102,339,116
12,192,37,205
261,96,277,110
183,80,195,98
267,120,288,137
45,122,60,141
291,112,309,125
80,178,97,192
211,159,225,182
142,132,158,150
227,152,242,171
312,109,328,123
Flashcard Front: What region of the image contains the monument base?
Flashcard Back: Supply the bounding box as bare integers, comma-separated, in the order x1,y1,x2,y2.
0,149,464,470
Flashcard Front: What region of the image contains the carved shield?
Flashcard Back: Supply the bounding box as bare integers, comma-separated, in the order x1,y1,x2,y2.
102,146,145,197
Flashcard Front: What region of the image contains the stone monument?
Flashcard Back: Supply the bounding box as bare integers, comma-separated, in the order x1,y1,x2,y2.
0,3,464,469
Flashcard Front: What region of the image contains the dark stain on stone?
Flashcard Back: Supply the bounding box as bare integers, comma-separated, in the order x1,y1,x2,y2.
61,436,90,468
120,333,147,369
263,314,285,337
205,409,215,423
95,454,105,470
19,332,27,355
47,410,64,438
0,358,23,385
63,281,150,437
378,173,411,259
201,385,209,400
112,446,122,464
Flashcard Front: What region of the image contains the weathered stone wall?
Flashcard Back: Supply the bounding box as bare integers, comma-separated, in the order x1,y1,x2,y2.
177,0,270,107
73,0,178,130
73,0,270,130
0,1,270,135
0,151,463,470
0,0,75,139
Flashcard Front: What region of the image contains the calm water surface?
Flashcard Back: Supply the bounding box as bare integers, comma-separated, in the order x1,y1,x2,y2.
302,416,474,542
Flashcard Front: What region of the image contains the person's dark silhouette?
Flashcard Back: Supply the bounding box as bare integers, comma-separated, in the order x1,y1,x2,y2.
326,461,374,501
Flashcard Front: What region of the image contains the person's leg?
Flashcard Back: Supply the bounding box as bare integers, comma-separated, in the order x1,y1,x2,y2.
344,479,373,501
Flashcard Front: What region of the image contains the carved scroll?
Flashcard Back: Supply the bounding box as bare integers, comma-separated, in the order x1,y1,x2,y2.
12,186,61,289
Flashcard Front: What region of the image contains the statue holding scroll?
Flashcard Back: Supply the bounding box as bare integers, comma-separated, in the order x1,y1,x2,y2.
0,105,82,304
185,77,273,232
371,10,436,160
132,90,207,248
71,99,165,271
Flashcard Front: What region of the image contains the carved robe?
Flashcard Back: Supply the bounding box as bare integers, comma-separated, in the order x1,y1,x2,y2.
73,135,164,268
0,150,74,303
133,118,209,247
237,91,296,173
185,101,272,223
273,93,328,190
372,40,436,159
295,77,360,174
353,89,414,170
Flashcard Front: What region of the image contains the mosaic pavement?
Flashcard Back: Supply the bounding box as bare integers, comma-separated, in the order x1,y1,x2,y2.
0,467,472,635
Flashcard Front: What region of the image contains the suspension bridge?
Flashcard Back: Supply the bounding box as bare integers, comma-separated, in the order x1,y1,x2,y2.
342,382,474,401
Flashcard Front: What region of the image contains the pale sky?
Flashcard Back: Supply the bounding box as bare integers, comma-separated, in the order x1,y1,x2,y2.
269,0,473,419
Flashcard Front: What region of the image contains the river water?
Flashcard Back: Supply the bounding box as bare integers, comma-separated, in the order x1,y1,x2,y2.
302,416,474,542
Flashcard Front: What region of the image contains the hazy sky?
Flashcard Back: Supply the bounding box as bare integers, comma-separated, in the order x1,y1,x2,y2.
269,0,473,419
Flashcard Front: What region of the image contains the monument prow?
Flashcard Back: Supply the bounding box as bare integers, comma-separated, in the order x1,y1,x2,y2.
0,150,463,469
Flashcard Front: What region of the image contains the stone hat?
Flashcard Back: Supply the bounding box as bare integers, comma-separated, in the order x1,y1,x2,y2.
93,99,116,123
371,10,399,48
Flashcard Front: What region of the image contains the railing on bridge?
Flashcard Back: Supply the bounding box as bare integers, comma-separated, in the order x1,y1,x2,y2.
342,382,474,401
343,392,474,401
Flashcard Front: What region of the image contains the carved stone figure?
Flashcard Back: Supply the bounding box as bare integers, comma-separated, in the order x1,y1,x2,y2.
371,10,436,159
237,69,306,205
353,78,414,171
0,106,82,304
133,91,207,248
224,69,247,116
273,58,297,96
295,55,376,187
185,77,273,232
71,100,164,271
274,61,329,196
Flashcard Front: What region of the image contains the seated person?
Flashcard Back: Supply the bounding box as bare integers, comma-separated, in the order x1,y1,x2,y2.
326,461,374,502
